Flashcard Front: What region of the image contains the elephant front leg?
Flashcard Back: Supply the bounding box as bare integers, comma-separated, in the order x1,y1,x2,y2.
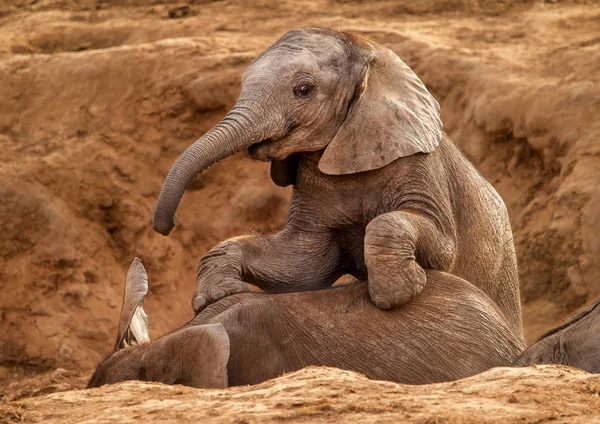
193,228,344,313
193,238,249,312
364,211,455,309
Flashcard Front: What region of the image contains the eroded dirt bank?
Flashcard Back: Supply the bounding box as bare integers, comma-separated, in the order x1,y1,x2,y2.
1,0,599,421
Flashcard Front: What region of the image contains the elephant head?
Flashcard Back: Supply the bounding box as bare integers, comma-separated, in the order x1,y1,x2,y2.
153,27,442,235
87,258,230,388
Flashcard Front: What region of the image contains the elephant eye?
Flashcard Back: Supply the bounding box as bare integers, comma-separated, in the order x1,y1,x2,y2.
293,82,314,98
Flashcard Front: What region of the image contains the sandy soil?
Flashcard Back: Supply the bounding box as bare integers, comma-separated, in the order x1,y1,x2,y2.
0,0,599,421
2,366,600,423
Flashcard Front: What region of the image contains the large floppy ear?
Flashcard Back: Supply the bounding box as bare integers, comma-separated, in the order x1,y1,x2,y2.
114,258,151,351
318,41,442,175
139,323,230,389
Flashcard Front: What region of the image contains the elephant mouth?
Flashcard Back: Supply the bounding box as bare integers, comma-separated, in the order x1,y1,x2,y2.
248,137,280,161
248,121,298,161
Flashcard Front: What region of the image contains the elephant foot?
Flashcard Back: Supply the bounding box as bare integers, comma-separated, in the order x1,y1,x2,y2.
193,277,251,313
366,257,427,310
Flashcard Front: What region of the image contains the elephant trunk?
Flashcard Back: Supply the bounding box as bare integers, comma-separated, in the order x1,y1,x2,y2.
153,107,269,236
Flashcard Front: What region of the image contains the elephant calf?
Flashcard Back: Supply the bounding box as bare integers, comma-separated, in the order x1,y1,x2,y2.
88,258,525,388
152,27,523,338
514,296,600,373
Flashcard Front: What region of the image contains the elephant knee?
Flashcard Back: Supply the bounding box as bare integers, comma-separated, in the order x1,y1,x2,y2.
365,212,456,272
365,214,415,257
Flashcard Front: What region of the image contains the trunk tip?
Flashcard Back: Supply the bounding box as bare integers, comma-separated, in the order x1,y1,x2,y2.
152,217,174,236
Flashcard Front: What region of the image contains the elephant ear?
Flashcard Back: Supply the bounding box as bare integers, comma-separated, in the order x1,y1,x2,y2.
139,323,230,389
114,258,150,351
318,42,442,175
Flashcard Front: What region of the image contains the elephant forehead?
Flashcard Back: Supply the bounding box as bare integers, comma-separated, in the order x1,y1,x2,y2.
278,30,348,60
246,51,312,76
250,31,349,72
242,52,343,90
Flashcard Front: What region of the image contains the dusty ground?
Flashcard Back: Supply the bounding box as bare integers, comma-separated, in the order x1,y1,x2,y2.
2,366,600,423
0,0,599,421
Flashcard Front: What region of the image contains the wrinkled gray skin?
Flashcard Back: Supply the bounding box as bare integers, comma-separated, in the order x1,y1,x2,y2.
88,260,525,389
514,296,600,373
153,27,523,338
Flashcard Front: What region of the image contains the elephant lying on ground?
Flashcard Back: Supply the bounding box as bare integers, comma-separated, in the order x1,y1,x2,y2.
90,258,524,388
153,27,523,338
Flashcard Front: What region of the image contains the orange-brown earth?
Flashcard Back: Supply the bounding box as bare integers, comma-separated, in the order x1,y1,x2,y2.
4,366,600,423
0,0,599,422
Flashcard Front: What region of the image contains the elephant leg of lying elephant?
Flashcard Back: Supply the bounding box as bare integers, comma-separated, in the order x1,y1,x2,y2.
88,259,525,388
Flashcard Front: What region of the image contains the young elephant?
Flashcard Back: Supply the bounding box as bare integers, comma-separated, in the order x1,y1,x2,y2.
88,258,525,388
152,27,523,338
514,296,600,373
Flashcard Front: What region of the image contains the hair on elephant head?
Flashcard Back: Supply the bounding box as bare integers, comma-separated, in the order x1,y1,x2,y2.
87,259,230,389
153,27,441,235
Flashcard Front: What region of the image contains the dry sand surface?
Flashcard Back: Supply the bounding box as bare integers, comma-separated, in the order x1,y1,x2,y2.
0,0,599,422
2,366,600,423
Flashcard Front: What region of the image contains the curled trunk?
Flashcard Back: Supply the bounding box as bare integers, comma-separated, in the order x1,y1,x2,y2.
153,109,266,235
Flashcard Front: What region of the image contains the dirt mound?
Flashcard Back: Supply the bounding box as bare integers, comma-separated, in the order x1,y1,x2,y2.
0,0,599,415
0,368,87,403
2,366,600,423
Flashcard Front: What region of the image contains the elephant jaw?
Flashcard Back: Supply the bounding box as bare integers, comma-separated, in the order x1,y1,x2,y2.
248,137,287,161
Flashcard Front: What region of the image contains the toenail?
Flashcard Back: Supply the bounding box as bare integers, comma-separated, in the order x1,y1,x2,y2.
193,296,207,311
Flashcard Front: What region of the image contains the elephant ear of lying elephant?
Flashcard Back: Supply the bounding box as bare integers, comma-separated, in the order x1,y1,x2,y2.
87,259,230,389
